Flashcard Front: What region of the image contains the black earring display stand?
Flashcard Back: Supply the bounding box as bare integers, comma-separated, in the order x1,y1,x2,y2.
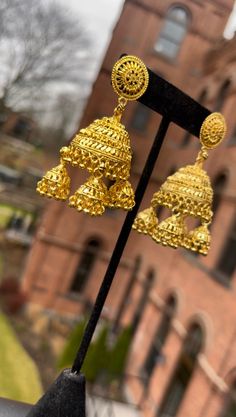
0,60,211,417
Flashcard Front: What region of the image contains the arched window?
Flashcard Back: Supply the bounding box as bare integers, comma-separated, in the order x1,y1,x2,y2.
132,268,155,334
130,102,151,132
228,125,236,146
70,238,101,293
217,216,236,280
143,294,177,380
7,213,24,231
212,173,228,217
182,89,208,147
155,6,190,60
113,255,142,332
220,380,236,417
215,80,230,112
157,323,203,417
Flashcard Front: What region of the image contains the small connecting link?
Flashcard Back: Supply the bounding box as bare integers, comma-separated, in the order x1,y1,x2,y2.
195,145,208,167
113,97,128,121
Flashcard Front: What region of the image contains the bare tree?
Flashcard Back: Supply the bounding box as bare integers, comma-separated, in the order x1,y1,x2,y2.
0,0,91,112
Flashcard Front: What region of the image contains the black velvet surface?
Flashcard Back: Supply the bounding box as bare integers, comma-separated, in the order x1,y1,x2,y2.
26,370,86,417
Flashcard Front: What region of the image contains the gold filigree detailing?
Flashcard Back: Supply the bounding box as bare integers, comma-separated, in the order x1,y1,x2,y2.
133,112,227,255
200,112,226,149
132,207,158,235
111,55,149,100
36,55,149,215
60,116,132,181
152,214,187,249
69,176,108,216
183,223,210,256
151,164,213,223
36,161,70,200
107,180,135,210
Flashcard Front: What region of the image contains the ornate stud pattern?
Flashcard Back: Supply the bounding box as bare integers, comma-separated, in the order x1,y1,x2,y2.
200,112,226,149
111,55,149,100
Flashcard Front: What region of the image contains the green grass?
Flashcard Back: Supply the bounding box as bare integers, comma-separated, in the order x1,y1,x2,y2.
0,312,43,403
0,204,14,228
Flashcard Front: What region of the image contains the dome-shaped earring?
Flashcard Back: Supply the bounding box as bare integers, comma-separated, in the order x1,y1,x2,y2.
133,112,226,255
36,160,70,201
36,55,149,216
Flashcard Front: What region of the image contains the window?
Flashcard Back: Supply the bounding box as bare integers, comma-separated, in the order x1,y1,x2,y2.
212,173,227,217
130,103,151,132
217,216,236,279
157,323,203,417
220,381,236,417
228,125,236,146
7,213,23,231
182,89,207,147
155,6,190,60
113,255,142,332
132,269,155,334
12,118,31,140
143,295,177,380
70,239,101,293
215,80,230,112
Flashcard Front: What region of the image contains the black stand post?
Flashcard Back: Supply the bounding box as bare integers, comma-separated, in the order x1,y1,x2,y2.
7,63,211,417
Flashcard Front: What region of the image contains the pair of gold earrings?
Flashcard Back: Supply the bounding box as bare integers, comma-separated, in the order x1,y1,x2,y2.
36,55,227,255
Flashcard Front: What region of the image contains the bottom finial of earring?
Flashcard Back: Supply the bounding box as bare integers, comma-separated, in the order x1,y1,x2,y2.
151,213,187,249
132,207,158,235
107,180,135,210
182,223,210,256
69,175,108,216
36,160,70,201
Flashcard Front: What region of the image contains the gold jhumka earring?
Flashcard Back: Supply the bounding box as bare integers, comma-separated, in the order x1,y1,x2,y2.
36,55,149,215
133,112,226,255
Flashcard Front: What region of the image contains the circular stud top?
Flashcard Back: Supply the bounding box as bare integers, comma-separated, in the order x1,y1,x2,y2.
111,55,149,100
200,112,226,149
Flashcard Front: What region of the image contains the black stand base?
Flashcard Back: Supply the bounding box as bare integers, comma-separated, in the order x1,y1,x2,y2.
26,370,86,417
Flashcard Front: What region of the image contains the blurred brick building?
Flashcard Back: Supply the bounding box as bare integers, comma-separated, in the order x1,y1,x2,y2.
0,107,45,277
22,1,236,417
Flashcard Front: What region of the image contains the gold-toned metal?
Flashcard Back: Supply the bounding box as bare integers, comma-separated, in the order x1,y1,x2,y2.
132,207,158,235
133,112,227,255
36,55,149,215
36,160,70,201
151,214,187,249
200,112,226,149
60,111,132,181
107,180,135,210
69,175,108,216
111,55,149,100
151,164,213,223
183,223,210,256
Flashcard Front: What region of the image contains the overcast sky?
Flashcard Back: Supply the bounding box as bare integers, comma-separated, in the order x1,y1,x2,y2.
57,0,125,79
224,1,236,38
57,0,236,75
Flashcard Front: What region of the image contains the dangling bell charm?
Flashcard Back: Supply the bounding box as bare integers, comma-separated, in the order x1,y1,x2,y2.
36,160,70,201
183,223,211,255
69,175,108,216
132,207,158,235
152,213,187,249
107,180,135,210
